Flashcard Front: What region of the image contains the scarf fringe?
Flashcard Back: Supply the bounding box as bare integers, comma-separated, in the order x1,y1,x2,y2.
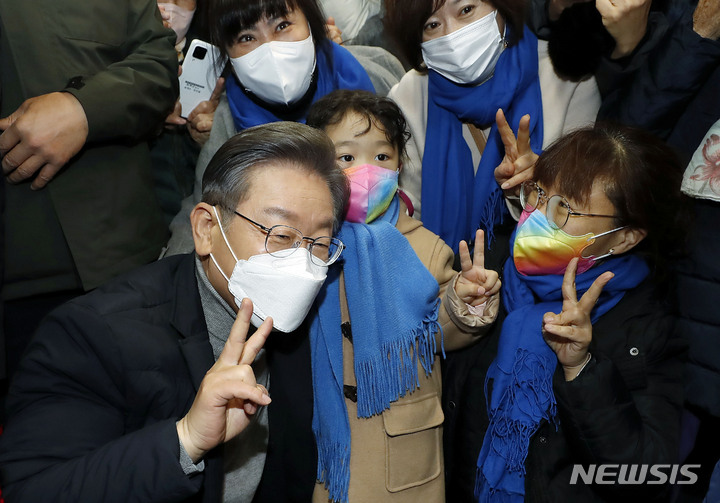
315,434,350,503
312,220,444,503
482,348,557,474
473,253,650,502
314,307,441,502
474,466,524,503
355,308,440,418
479,186,505,246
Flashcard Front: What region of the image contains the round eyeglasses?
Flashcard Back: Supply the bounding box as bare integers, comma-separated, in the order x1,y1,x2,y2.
233,211,344,266
519,181,617,230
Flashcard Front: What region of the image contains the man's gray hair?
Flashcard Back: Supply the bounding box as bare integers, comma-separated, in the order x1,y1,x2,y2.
201,121,349,230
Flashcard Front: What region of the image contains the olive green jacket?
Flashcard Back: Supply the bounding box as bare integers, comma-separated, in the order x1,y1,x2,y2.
0,0,178,298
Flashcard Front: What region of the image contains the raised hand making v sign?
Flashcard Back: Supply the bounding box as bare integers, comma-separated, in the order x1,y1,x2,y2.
455,229,501,308
494,108,539,194
542,257,614,381
177,298,273,463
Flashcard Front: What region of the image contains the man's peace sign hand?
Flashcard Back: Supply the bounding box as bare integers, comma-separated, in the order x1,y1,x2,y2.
177,298,272,463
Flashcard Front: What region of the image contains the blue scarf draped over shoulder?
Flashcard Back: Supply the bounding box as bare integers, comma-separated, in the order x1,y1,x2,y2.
309,197,442,503
225,41,374,130
475,238,650,502
422,27,544,251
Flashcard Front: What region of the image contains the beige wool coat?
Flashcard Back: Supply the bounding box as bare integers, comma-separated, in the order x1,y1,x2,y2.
313,201,499,503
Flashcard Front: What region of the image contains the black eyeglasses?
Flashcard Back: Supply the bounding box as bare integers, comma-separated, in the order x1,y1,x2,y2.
233,210,344,266
519,181,617,230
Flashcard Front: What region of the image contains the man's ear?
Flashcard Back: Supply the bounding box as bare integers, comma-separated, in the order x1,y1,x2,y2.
191,203,217,257
397,160,403,174
611,227,648,255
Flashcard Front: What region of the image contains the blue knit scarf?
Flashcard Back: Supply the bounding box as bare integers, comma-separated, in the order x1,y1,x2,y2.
309,196,442,503
225,41,374,130
475,240,650,502
421,26,544,251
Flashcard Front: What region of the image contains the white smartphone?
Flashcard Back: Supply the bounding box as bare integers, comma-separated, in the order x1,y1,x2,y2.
178,39,221,118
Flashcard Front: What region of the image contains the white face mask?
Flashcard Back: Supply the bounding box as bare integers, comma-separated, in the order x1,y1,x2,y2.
209,207,328,333
421,10,506,85
158,3,196,45
230,33,316,106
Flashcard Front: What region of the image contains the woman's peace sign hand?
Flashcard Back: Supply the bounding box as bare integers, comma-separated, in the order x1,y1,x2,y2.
494,108,539,194
542,258,614,380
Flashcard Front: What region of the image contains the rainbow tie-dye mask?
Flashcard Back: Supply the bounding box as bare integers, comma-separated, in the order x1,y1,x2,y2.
344,164,399,224
513,209,621,276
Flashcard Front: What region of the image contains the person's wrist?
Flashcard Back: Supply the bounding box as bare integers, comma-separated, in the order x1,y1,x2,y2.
610,34,643,59
563,352,591,381
176,416,205,464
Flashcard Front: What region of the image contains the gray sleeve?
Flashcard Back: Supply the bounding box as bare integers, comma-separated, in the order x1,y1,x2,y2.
178,432,206,475
344,45,406,96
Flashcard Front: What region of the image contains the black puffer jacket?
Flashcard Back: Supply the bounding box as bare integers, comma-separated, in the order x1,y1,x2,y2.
443,275,685,502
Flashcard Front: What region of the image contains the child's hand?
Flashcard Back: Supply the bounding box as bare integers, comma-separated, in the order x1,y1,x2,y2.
455,229,501,307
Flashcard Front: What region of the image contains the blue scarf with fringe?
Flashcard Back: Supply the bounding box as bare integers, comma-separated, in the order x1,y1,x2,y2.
225,41,374,130
310,197,442,503
475,241,649,502
421,26,543,251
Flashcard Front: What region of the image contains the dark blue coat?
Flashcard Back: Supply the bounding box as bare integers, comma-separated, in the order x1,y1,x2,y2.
595,5,720,165
442,276,685,502
675,199,720,418
0,254,223,502
0,253,317,503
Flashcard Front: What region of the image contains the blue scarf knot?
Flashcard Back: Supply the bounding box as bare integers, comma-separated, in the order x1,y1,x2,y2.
421,26,544,251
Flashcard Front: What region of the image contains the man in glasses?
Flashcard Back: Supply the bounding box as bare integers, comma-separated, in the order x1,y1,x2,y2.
0,122,349,502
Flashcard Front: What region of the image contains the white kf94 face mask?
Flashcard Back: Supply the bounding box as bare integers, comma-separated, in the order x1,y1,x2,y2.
421,10,506,85
209,207,328,333
230,33,316,106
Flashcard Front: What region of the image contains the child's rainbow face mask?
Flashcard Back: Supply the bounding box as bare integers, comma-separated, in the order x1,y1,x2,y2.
513,209,621,276
343,164,398,223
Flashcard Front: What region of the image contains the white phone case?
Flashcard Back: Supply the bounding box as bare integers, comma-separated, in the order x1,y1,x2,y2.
178,39,221,118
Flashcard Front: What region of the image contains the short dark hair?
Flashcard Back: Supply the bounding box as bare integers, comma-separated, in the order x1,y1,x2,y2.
205,0,329,62
306,89,411,158
534,122,688,279
201,121,349,231
385,0,526,72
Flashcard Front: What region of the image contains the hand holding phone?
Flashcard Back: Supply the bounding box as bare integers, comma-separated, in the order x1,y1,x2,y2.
179,39,221,118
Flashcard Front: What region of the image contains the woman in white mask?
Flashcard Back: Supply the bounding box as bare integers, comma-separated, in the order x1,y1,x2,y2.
205,0,374,121
385,0,601,254
163,0,376,255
